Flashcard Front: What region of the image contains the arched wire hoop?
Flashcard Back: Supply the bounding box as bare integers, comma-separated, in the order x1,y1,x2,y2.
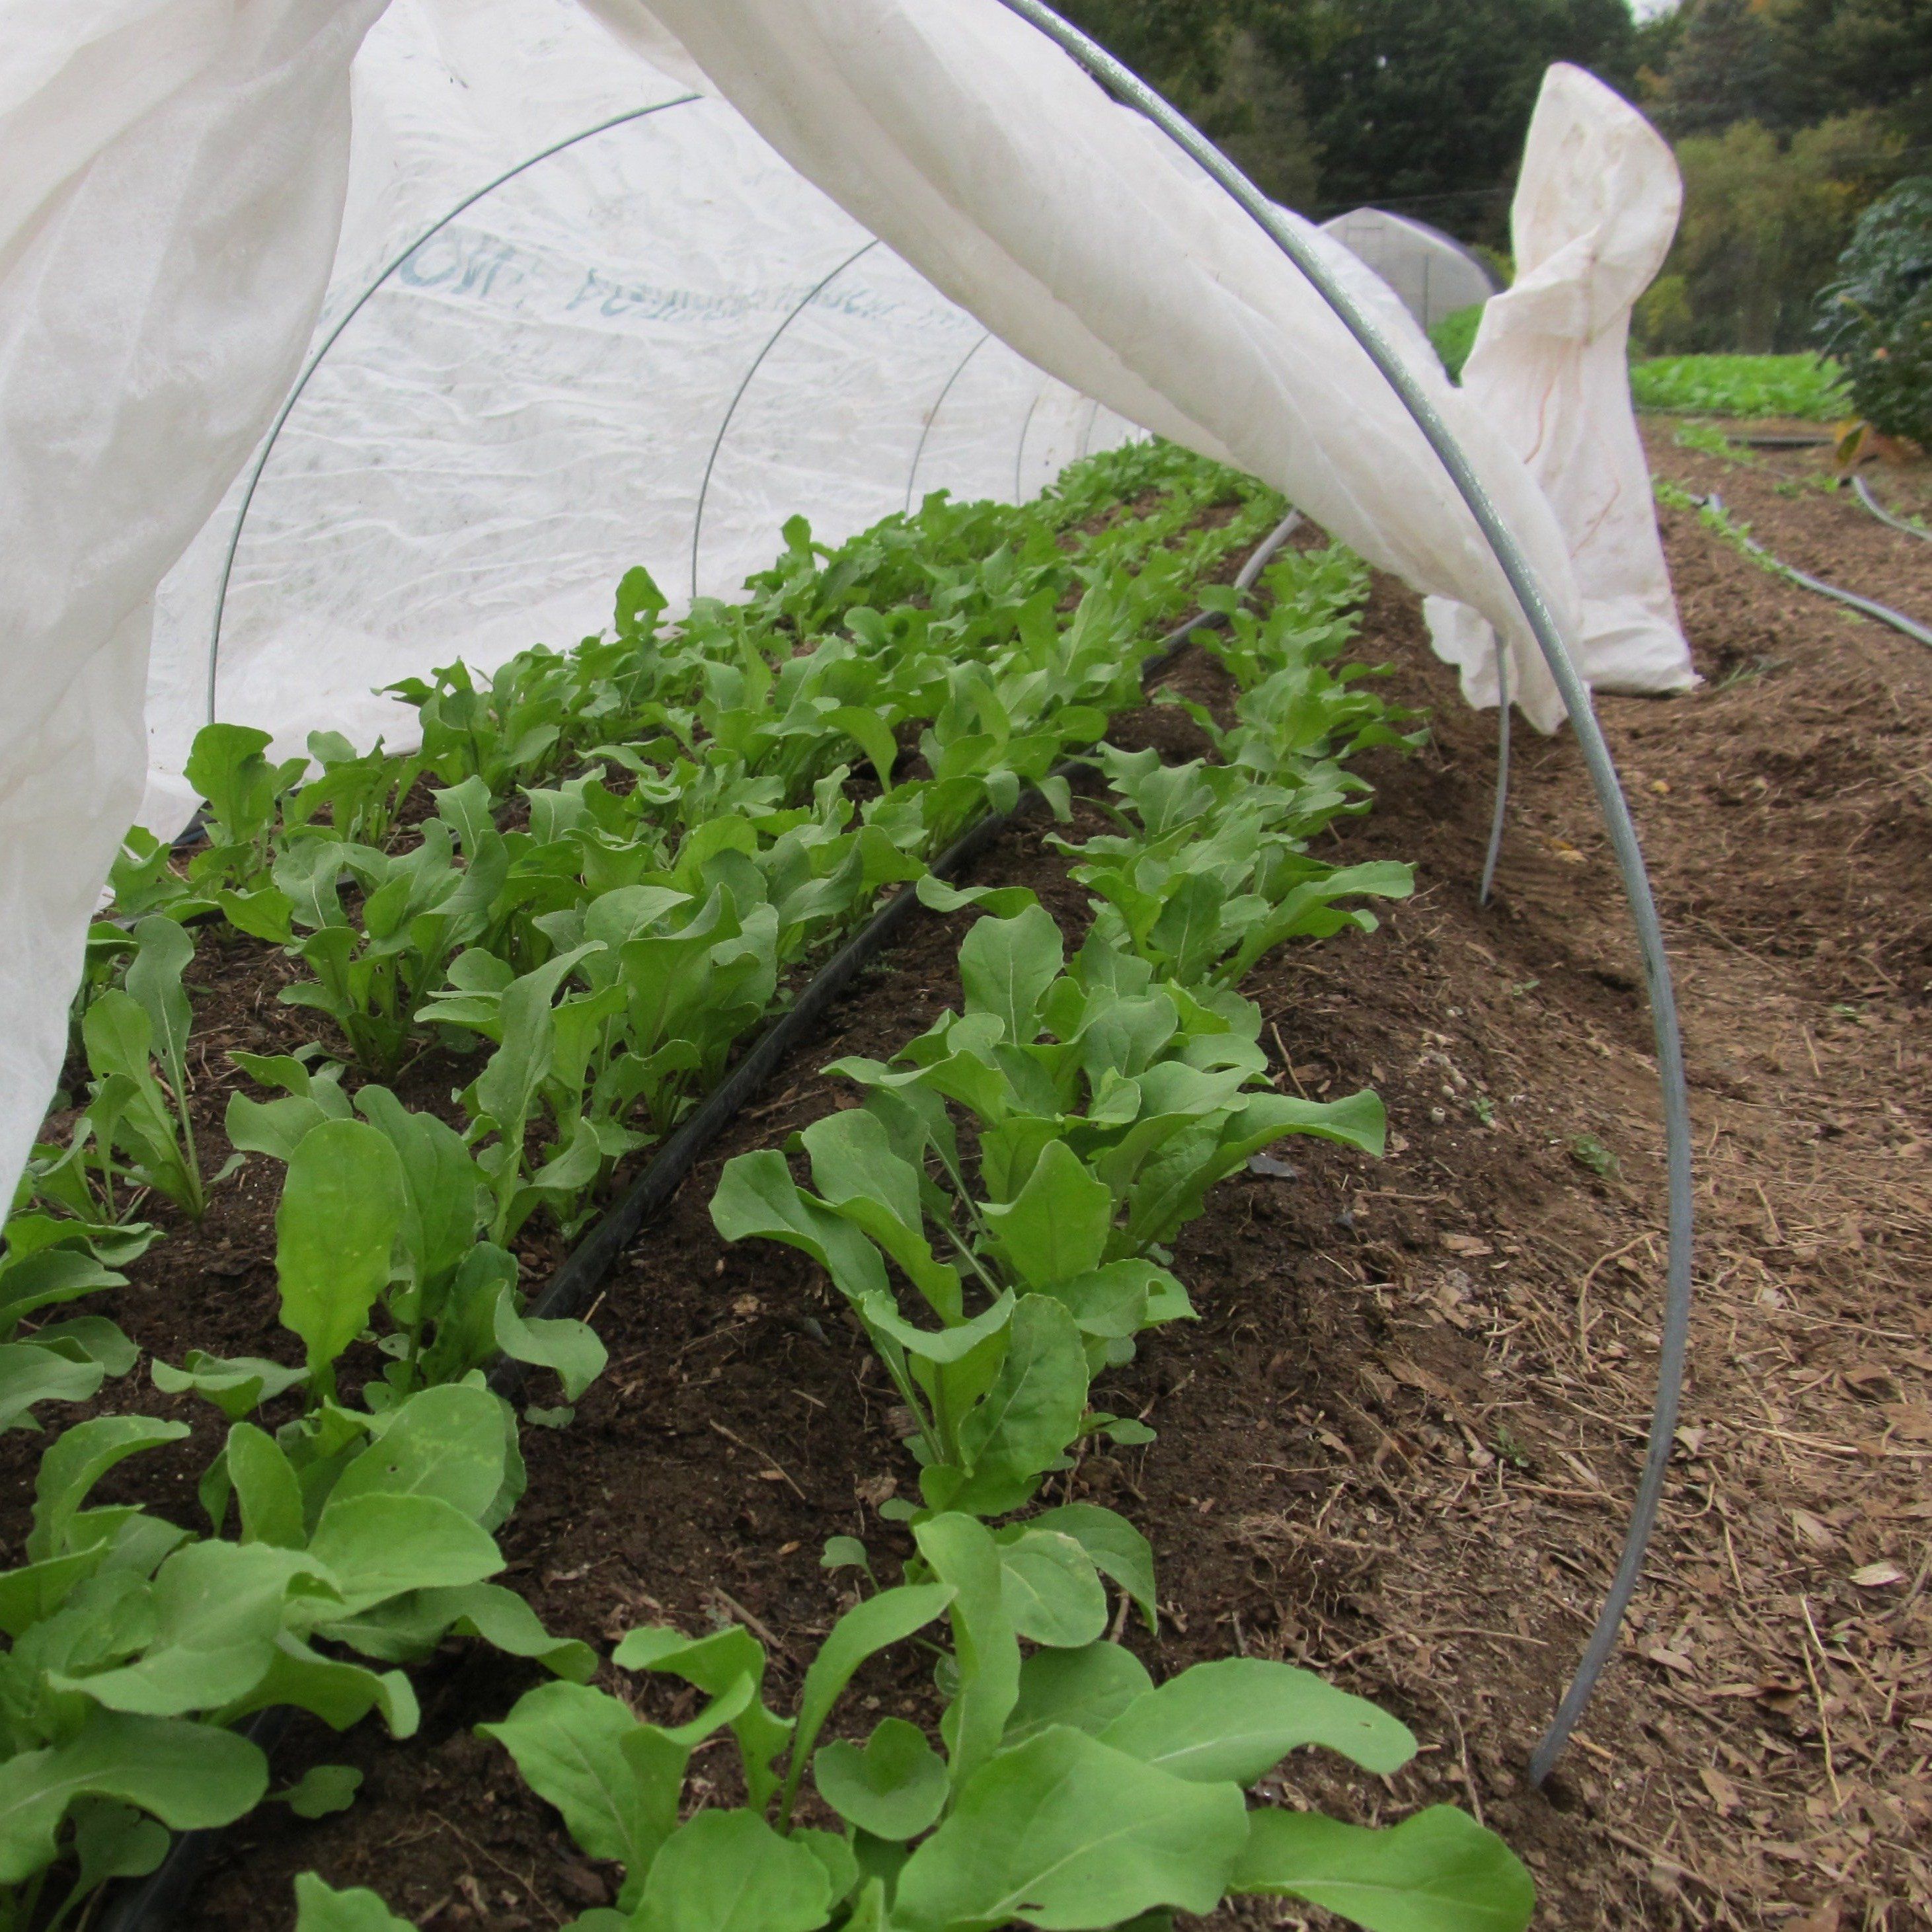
1075,395,1104,464
1012,382,1049,501
689,237,882,598
1481,640,1512,906
904,332,993,514
203,96,703,726
991,0,1694,1784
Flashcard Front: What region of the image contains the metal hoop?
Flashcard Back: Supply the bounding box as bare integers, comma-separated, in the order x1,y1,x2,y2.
689,238,881,598
1012,383,1048,502
1481,638,1512,906
991,0,1694,1785
204,96,702,725
1075,395,1104,463
904,332,992,515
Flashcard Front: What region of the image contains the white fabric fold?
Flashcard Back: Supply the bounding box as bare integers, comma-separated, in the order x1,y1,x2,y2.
611,0,1587,734
1425,63,1693,720
0,0,387,1194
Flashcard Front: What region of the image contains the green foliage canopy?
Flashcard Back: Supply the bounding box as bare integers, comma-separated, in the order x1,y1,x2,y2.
1817,173,1932,442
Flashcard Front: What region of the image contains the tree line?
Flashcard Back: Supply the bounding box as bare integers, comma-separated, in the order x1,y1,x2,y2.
1061,0,1931,352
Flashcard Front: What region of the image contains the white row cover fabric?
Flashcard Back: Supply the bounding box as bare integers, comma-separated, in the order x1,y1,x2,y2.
0,0,389,1207
0,0,1673,1207
1320,208,1499,334
1424,64,1693,718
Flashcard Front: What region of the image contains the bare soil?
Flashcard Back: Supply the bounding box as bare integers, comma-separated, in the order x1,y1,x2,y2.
24,426,1932,1929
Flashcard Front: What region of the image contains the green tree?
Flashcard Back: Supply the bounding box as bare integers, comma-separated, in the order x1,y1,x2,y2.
1642,0,1932,144
1257,0,1639,241
1063,0,1639,241
1816,174,1932,444
1640,108,1906,349
1059,0,1319,203
1768,0,1932,146
1649,0,1791,137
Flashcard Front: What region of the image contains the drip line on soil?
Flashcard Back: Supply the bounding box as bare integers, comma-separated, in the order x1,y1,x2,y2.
96,512,1303,1932
1852,474,1932,545
1704,491,1932,649
994,0,1699,1792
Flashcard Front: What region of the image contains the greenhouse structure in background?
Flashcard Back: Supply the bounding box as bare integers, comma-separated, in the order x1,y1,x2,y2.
1319,205,1501,334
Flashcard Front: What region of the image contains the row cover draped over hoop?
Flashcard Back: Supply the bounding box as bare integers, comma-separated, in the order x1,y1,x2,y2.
0,0,1685,1208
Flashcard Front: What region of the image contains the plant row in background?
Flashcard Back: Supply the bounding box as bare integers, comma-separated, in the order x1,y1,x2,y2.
0,447,1531,1931
18,440,1272,1430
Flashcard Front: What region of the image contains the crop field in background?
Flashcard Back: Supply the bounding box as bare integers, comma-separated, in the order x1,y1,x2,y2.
1627,352,1851,420
1428,305,1849,423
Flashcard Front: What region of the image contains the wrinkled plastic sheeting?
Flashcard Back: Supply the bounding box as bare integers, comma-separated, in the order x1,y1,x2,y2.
1426,64,1693,730
0,0,386,1208
613,0,1588,718
145,0,1131,837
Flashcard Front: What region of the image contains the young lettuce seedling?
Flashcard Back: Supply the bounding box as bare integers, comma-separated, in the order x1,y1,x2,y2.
209,1068,605,1413
180,723,309,896
0,1385,592,1931
1051,744,1415,988
0,1178,151,1432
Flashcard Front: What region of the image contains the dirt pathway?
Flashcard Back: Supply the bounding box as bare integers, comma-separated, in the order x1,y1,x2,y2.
1168,426,1932,1929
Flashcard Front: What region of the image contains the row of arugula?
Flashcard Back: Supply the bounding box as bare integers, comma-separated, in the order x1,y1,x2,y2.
2,445,1534,1932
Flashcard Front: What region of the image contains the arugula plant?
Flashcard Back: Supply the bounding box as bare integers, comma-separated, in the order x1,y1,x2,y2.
713,909,1383,1519
102,833,206,927
295,1511,1531,1932
179,724,309,896
0,1382,593,1932
0,1187,152,1432
0,1111,599,1932
1051,746,1415,987
422,903,760,1245
420,797,926,1243
64,918,230,1222
1198,540,1371,683
280,731,424,852
212,782,508,1078
881,582,1143,852
210,1076,605,1413
385,652,576,799
744,440,1282,651
110,730,415,935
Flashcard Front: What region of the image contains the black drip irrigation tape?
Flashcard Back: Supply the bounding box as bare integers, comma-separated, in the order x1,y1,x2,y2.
1853,474,1932,545
95,513,1303,1932
1703,490,1932,650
